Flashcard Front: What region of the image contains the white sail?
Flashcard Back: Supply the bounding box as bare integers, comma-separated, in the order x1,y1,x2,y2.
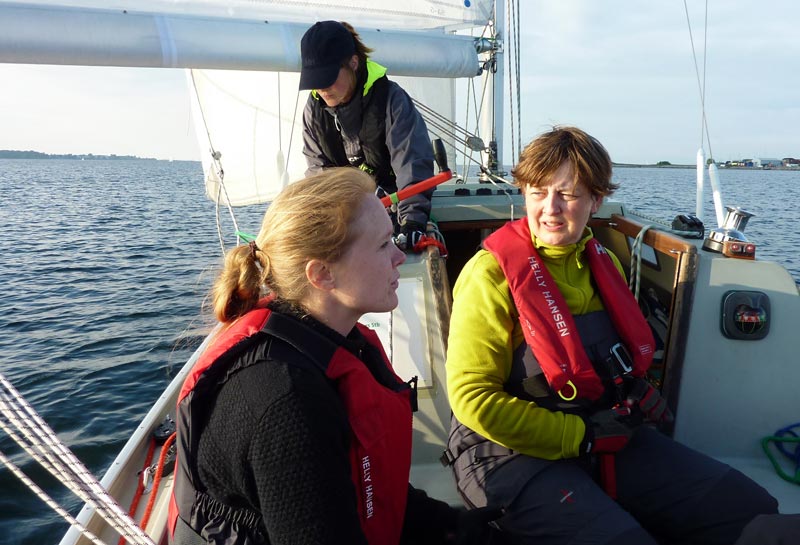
190,70,462,206
189,69,306,206
178,3,493,206
8,0,493,30
0,0,496,205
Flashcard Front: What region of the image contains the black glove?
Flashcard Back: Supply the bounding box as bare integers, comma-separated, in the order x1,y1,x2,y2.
580,406,636,454
396,221,428,252
625,378,674,425
447,506,504,545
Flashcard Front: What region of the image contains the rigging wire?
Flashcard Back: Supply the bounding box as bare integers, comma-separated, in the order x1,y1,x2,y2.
461,77,473,179
512,0,522,163
413,99,484,146
413,96,503,183
461,19,489,180
461,75,486,180
412,90,519,219
682,0,714,160
702,0,709,154
506,0,516,167
506,0,522,166
285,78,303,190
683,0,727,227
274,71,302,193
421,120,484,172
449,19,496,180
449,22,492,180
473,33,492,176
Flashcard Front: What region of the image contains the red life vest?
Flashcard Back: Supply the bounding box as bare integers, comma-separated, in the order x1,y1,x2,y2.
168,304,413,545
483,219,654,401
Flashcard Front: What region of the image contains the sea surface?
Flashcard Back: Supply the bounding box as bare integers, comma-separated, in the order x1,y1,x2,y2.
0,159,798,544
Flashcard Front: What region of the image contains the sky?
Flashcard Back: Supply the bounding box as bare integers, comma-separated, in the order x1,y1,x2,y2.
1,1,798,165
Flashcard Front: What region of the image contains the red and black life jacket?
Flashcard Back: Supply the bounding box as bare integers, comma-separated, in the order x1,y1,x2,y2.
168,304,414,545
483,218,655,401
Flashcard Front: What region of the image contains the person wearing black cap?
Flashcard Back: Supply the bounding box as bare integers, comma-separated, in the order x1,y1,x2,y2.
299,20,434,252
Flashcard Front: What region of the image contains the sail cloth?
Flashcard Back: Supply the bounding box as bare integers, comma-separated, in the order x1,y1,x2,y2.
4,1,493,31
190,69,459,206
179,1,491,206
188,69,307,206
0,0,493,205
0,1,490,72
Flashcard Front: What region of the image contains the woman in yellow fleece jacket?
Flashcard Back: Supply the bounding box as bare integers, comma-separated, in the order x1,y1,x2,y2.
443,126,777,545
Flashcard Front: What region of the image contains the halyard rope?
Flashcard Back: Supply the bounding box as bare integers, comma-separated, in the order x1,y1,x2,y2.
628,224,655,301
0,450,108,545
189,69,241,255
0,373,155,545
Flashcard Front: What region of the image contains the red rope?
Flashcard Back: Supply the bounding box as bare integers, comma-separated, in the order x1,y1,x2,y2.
412,236,448,258
139,432,177,533
118,437,156,545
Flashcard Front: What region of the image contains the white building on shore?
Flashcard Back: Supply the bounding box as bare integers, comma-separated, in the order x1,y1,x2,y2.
753,158,783,168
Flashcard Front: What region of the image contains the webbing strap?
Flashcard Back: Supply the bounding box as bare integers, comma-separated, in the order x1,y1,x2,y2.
439,441,515,467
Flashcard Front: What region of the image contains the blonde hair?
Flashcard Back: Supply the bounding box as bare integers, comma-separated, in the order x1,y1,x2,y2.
211,168,376,323
512,125,618,197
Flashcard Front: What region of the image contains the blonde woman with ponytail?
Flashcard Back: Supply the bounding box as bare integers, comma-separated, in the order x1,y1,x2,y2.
211,167,382,325
169,168,495,545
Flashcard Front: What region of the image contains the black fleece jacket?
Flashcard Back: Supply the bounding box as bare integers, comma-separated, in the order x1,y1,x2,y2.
196,303,457,544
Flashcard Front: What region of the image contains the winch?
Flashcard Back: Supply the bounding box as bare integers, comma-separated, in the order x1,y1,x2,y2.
702,205,756,259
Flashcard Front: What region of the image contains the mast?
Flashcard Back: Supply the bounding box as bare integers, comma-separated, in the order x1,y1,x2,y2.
479,0,504,180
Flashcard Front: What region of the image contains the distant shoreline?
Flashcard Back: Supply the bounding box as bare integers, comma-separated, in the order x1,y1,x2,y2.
0,150,197,162
614,163,693,169
614,163,799,171
2,151,795,171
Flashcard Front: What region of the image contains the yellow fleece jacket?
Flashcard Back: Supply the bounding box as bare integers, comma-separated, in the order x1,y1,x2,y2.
446,228,624,460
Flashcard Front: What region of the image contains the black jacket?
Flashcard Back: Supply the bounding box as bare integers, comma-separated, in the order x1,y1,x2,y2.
187,303,456,544
302,60,434,228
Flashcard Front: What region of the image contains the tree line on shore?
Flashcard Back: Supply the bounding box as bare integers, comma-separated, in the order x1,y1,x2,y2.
0,150,150,160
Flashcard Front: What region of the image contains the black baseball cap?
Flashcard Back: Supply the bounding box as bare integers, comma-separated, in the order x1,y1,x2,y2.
299,21,356,90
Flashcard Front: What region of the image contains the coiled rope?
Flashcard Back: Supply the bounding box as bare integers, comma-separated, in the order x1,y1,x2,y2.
118,438,156,545
762,422,800,485
140,432,176,531
628,223,655,301
0,373,155,545
625,209,704,302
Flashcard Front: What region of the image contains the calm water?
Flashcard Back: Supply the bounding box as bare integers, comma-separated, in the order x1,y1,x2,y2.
0,160,798,543
611,166,800,279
